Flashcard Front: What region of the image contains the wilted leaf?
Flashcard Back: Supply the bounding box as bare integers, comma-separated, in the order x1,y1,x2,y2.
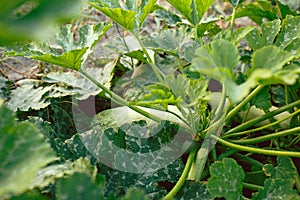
207,158,245,200
0,100,56,197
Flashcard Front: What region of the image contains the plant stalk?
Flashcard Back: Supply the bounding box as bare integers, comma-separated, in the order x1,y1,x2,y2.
230,7,237,33
209,134,300,158
223,109,300,139
229,126,300,145
132,32,165,83
80,70,162,122
164,148,197,200
225,99,300,134
226,85,265,121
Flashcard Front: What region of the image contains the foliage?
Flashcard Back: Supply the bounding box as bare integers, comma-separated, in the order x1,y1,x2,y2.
0,0,300,199
0,0,82,44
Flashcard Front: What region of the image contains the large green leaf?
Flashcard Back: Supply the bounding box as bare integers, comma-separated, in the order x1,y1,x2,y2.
3,23,112,71
31,157,95,189
80,119,191,173
246,16,300,54
246,19,281,50
8,64,114,111
56,173,105,200
88,0,159,31
0,0,82,44
191,39,240,81
121,188,148,200
175,181,211,200
253,157,300,200
275,15,300,50
166,0,214,26
0,100,56,197
192,41,300,103
207,158,245,200
68,119,187,199
142,28,192,55
252,46,295,72
234,1,278,25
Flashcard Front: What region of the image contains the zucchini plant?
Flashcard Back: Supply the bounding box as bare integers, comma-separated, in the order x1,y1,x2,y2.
1,0,300,199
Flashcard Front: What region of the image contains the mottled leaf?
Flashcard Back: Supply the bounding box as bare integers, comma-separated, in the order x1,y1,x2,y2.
142,28,192,55
275,15,300,50
31,157,95,189
207,158,245,200
253,178,299,200
191,39,240,80
3,23,112,71
56,173,105,200
121,188,149,200
176,181,211,200
7,79,53,111
246,19,281,50
154,9,181,26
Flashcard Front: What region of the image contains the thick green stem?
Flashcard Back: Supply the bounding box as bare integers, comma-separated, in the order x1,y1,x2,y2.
188,117,224,181
225,99,300,134
242,182,264,191
132,33,165,83
229,126,300,145
209,134,300,158
223,109,300,139
226,85,265,121
164,148,197,200
80,70,162,122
